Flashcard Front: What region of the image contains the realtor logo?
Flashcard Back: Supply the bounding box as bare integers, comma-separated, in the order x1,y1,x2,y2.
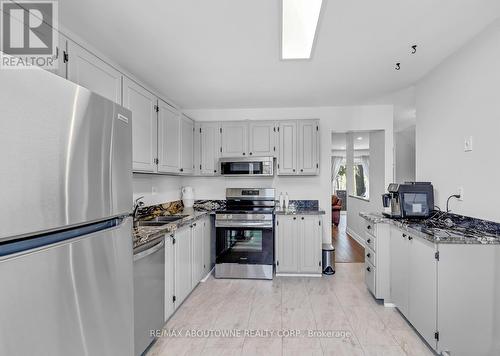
1,0,58,69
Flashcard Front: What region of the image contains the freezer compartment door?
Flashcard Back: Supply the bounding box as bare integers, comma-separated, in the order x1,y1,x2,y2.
0,218,134,356
0,68,132,241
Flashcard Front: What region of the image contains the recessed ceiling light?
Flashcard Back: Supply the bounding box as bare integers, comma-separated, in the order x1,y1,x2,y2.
281,0,323,60
357,136,363,140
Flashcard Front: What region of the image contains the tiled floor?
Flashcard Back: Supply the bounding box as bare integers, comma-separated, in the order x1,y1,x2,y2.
147,263,434,356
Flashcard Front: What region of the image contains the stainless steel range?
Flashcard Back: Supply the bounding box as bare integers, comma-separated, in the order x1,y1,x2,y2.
215,188,275,280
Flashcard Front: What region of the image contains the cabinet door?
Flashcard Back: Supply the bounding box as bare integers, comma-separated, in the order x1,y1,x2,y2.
123,78,157,173
298,120,319,175
408,236,437,348
298,216,322,273
164,234,175,321
180,115,194,174
157,101,181,173
277,121,297,175
248,121,276,157
202,217,212,275
198,122,221,175
67,41,122,104
221,122,248,157
46,34,67,78
390,227,409,317
174,226,192,308
191,222,203,288
276,216,298,273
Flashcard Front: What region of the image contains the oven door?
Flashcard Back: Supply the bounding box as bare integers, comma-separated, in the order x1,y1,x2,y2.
216,225,273,265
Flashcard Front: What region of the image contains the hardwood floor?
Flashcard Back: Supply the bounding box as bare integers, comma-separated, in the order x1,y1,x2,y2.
332,214,365,263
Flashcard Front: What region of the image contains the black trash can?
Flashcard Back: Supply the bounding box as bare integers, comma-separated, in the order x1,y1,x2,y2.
322,243,335,275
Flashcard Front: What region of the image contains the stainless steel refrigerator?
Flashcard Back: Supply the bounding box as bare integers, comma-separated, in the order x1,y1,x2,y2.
0,68,134,356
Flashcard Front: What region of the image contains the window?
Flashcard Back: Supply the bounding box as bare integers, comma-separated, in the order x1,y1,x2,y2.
335,165,346,191
353,163,369,199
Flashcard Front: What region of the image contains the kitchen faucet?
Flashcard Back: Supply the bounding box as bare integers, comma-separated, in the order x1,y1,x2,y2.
132,196,145,226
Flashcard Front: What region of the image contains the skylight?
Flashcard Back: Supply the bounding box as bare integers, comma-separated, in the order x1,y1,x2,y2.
281,0,323,60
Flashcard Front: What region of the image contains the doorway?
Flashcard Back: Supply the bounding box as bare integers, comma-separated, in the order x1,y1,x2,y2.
331,132,365,263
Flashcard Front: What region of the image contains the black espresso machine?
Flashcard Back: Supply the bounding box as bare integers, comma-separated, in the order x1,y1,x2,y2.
382,182,434,219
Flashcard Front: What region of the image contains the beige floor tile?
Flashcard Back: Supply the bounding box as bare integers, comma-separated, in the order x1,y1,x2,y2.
343,306,398,346
248,302,282,330
362,345,406,356
241,337,282,356
283,336,322,352
320,336,364,356
372,306,408,331
389,328,435,356
150,336,207,356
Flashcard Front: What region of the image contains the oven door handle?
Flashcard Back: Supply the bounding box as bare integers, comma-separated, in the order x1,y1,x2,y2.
215,221,273,228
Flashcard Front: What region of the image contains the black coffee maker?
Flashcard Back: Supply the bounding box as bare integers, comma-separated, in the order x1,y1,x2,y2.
382,182,434,219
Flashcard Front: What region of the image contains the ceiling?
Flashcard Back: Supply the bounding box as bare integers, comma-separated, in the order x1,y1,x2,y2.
60,0,500,109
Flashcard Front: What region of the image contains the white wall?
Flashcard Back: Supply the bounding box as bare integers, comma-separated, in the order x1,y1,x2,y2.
182,105,394,242
394,125,416,183
346,131,386,243
133,174,183,206
416,19,500,222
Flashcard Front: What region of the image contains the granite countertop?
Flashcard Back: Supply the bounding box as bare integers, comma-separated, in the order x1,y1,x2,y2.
133,209,211,250
275,208,326,215
360,212,500,245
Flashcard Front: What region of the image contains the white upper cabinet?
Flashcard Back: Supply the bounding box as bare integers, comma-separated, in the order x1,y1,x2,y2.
67,41,122,104
123,78,158,173
196,122,221,175
180,115,194,174
298,120,319,175
248,121,276,157
157,101,181,174
221,122,248,157
277,121,297,175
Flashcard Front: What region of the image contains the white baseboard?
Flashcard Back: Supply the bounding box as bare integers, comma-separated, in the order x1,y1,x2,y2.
384,302,396,308
200,267,214,282
276,273,322,278
346,227,365,247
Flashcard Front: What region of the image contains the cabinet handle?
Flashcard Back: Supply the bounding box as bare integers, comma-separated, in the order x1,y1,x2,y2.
243,152,246,155
249,152,253,155
293,217,297,220
193,222,197,227
214,169,217,173
367,238,371,243
367,253,371,258
180,168,184,172
366,266,371,272
402,233,407,238
408,236,413,240
293,169,296,172
367,225,371,230
300,169,303,172
301,217,304,220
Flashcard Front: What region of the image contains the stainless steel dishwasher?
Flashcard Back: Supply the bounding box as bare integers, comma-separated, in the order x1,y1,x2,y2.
133,238,165,356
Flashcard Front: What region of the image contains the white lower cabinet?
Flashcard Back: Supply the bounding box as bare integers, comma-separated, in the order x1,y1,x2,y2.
166,216,212,313
191,221,204,288
275,215,322,276
164,234,175,321
362,219,391,300
173,225,191,309
390,226,438,350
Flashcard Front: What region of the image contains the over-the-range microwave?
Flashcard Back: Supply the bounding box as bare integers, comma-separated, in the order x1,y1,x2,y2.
219,156,274,177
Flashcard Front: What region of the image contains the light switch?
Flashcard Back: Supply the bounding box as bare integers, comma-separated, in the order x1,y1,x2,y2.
464,136,473,152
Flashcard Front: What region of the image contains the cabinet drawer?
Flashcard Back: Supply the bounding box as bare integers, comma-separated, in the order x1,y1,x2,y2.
365,260,376,295
365,232,376,252
364,220,376,237
365,246,376,266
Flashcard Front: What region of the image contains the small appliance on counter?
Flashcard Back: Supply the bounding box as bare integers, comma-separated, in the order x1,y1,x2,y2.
382,182,434,219
181,186,194,208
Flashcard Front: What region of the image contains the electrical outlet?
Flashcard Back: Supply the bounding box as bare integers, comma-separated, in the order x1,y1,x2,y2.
464,136,473,152
458,187,464,201
152,186,158,195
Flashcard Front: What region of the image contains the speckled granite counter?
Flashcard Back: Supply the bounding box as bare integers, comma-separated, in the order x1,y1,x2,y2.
133,208,212,250
275,199,325,215
275,208,325,215
360,212,500,245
